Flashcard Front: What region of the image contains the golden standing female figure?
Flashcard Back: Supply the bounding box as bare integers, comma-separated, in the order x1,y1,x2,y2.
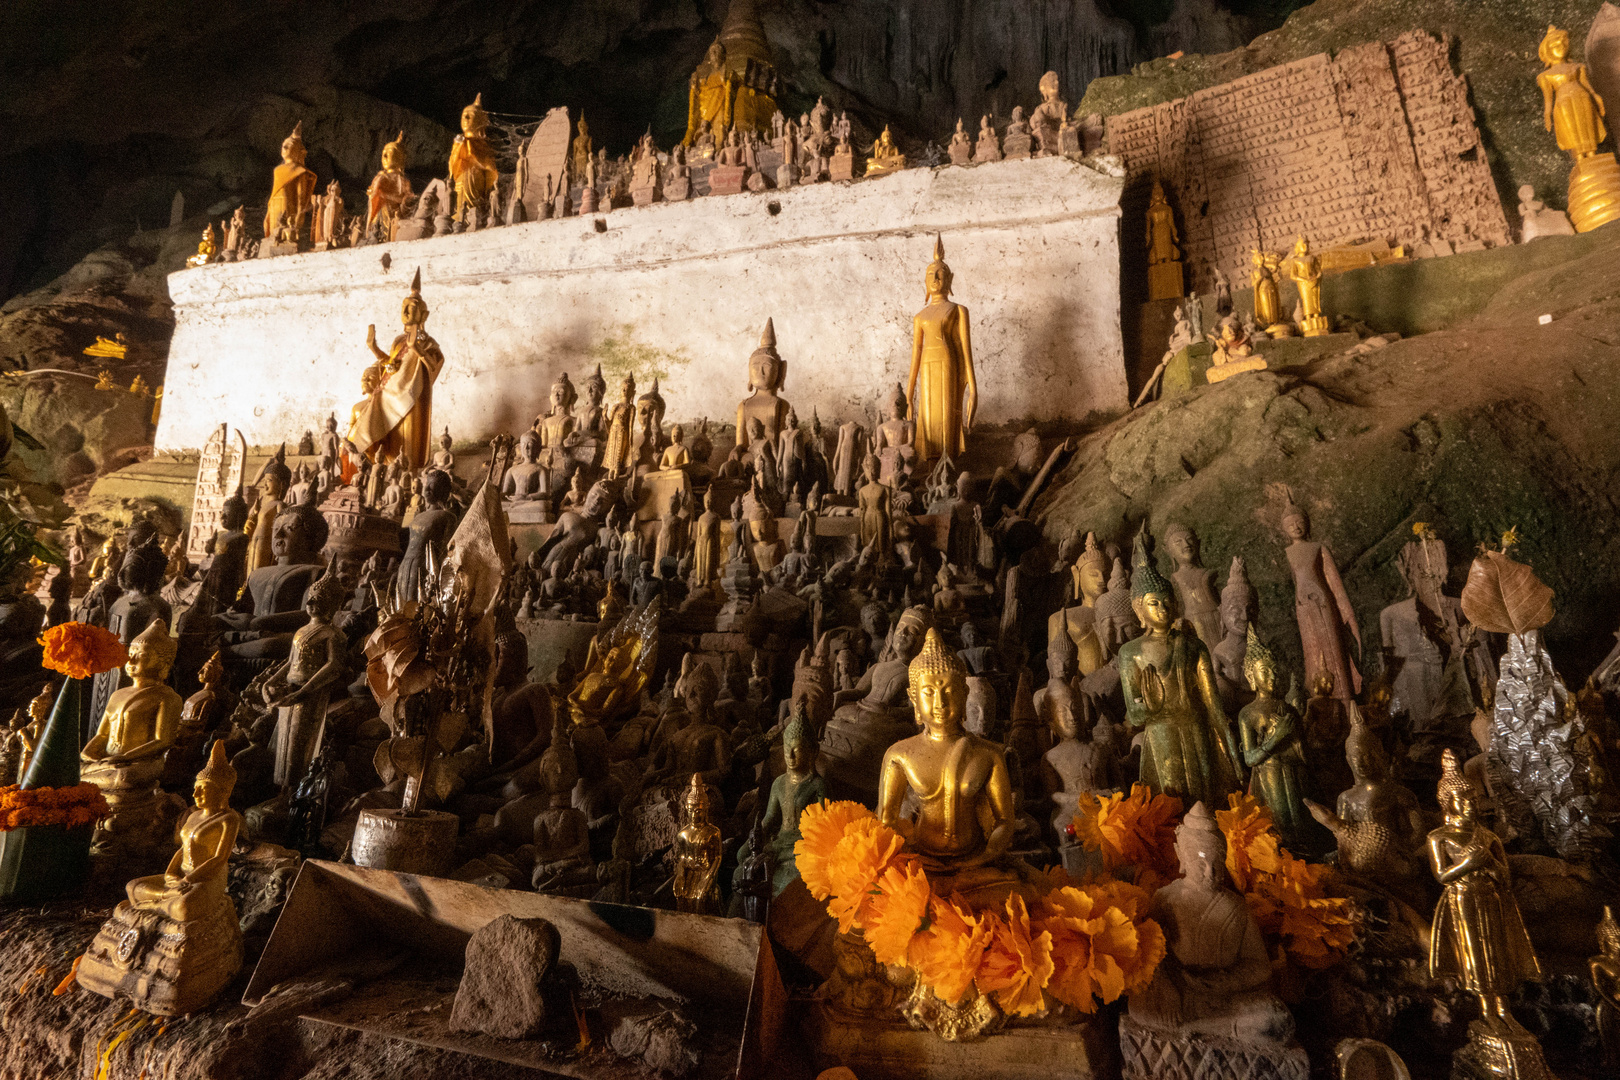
906,237,977,463
347,269,446,472
264,123,317,243
1428,750,1554,1080
1538,25,1620,232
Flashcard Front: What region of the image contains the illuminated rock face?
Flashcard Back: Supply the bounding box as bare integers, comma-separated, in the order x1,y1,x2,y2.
157,156,1127,452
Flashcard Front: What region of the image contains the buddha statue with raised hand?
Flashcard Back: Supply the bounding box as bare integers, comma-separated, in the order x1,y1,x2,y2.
78,740,245,1017
878,628,1023,907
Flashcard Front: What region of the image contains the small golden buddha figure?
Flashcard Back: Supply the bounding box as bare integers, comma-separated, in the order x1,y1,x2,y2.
683,42,736,149
449,94,499,226
536,372,578,474
347,269,446,472
1030,71,1069,156
567,622,652,727
81,620,184,857
659,423,692,471
1205,316,1266,383
366,130,414,242
1591,905,1620,1071
907,237,976,463
736,319,792,452
1539,25,1620,232
1146,178,1185,301
184,224,216,269
1427,750,1553,1080
572,115,594,179
14,683,53,779
263,122,316,247
77,741,245,1017
1249,249,1289,335
878,628,1023,906
1282,236,1329,337
672,772,722,914
603,374,636,480
1235,629,1312,850
866,125,906,176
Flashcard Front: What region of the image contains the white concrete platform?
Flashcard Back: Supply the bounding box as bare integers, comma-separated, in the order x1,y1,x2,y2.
157,156,1126,451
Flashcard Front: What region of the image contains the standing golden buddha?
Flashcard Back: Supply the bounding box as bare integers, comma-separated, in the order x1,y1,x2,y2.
1282,236,1330,337
1427,750,1554,1080
449,94,499,227
1538,25,1620,232
1145,179,1184,301
263,122,316,246
366,131,413,242
906,237,977,464
347,269,446,472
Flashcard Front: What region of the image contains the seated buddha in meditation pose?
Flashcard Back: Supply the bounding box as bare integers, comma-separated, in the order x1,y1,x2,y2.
877,628,1025,907
82,620,184,854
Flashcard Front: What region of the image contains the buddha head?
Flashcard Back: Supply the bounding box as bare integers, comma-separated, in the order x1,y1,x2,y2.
194,739,238,813
1599,906,1620,962
460,93,490,139
281,123,307,167
1242,627,1277,698
197,650,224,690
1436,749,1478,824
1164,523,1200,569
1039,71,1061,103
518,429,542,465
1292,235,1311,258
304,570,348,622
1047,680,1080,742
748,319,783,393
908,628,969,739
270,501,329,565
401,268,429,329
119,536,168,596
1220,556,1254,639
550,372,578,416
1150,178,1168,206
1131,555,1176,631
682,771,712,825
381,130,407,172
965,677,998,738
538,723,580,807
1399,525,1449,603
618,373,636,405
892,606,930,662
669,423,685,449
861,453,879,485
1174,801,1228,890
585,365,607,409
1539,26,1570,67
1280,493,1309,541
1309,667,1335,700
783,704,816,777
1047,633,1076,682
127,619,178,683
924,235,953,299
679,656,720,717
1076,532,1108,603
420,468,452,509
886,383,907,423
1344,708,1388,786
703,40,727,73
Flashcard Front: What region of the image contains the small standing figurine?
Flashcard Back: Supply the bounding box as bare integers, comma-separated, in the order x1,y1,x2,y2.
1250,248,1288,335
1277,490,1360,701
1282,236,1329,337
1145,179,1184,301
184,224,216,268
672,772,722,915
77,741,245,1017
366,130,414,242
263,572,348,794
348,269,446,472
1427,750,1554,1080
263,122,316,249
449,94,499,228
1538,25,1620,232
907,236,977,463
1236,629,1312,850
1591,906,1620,1072
1162,523,1221,650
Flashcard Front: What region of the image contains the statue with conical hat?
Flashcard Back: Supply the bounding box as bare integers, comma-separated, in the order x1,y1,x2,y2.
78,740,246,1017
907,237,977,462
264,122,316,244
347,269,446,473
736,318,792,451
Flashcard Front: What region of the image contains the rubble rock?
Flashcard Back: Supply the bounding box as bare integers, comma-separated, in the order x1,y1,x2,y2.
448,914,562,1039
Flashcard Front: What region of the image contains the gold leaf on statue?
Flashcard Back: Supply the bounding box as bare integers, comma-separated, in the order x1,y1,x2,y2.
1460,548,1554,635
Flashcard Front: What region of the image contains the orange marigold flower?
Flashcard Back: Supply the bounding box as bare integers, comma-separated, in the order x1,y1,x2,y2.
1072,784,1182,877
795,800,874,901
1036,882,1165,1012
0,783,110,831
975,893,1055,1018
39,622,127,680
1217,793,1284,891
823,817,909,934
908,894,993,1005
864,861,934,966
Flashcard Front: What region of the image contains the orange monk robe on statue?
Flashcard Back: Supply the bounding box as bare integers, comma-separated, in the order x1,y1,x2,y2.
346,270,445,472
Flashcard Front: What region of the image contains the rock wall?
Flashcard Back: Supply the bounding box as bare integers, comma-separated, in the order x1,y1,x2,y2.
156,156,1126,452
1105,30,1509,292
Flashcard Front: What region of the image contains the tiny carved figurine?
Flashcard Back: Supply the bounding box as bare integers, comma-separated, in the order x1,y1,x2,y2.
78,741,245,1017
348,270,446,472
738,705,826,895
530,719,595,893
1030,71,1068,156
1236,629,1312,850
1146,178,1184,301
1427,750,1553,1080
907,237,976,463
1250,249,1286,333
262,571,348,793
737,319,792,451
672,772,722,914
1163,523,1221,649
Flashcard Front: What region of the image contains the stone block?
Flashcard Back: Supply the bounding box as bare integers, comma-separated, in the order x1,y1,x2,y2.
448,914,561,1039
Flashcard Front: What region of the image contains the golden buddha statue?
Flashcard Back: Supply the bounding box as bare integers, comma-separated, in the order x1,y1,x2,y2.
866,125,906,176
347,269,446,472
450,94,499,226
1249,249,1288,334
263,122,316,246
1146,179,1185,301
366,130,414,242
684,42,736,148
906,237,976,464
1282,236,1329,337
1592,906,1620,1071
81,620,184,859
77,740,245,1017
877,628,1025,907
1206,316,1266,383
673,772,722,914
184,224,216,268
736,318,791,451
1427,749,1553,1080
1539,25,1620,232
567,602,657,727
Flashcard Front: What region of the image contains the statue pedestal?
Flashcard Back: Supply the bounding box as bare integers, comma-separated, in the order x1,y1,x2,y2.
709,165,749,196
1147,260,1184,301
351,809,457,877
78,893,243,1017
805,999,1112,1080
1452,1017,1556,1080
1568,152,1620,233
1120,1015,1308,1080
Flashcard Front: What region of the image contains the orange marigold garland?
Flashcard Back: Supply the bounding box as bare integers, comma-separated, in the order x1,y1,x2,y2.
1071,783,1183,877
0,783,109,832
796,801,1165,1017
39,623,127,680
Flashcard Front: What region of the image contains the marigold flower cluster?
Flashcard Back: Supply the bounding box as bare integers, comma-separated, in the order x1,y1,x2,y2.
0,783,110,832
797,800,1164,1018
1069,786,1358,970
38,622,127,680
